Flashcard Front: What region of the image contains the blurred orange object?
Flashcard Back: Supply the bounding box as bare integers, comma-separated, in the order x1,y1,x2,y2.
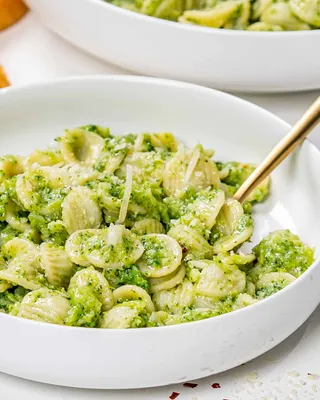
0,0,28,31
0,66,10,88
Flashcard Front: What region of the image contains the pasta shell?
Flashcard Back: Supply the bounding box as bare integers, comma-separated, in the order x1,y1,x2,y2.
17,288,70,325
69,267,114,311
132,219,165,236
65,226,144,269
289,0,320,27
112,284,154,313
163,146,220,197
40,243,74,288
149,264,186,294
179,1,240,28
196,260,246,298
0,155,25,182
153,279,194,312
100,305,140,329
62,187,102,234
60,128,105,166
137,234,182,278
261,2,311,30
5,200,30,232
168,224,212,258
0,258,43,290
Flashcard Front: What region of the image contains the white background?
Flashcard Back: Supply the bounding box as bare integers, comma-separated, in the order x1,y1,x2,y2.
0,12,320,400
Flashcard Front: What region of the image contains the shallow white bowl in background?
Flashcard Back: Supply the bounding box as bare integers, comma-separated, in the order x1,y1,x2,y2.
25,0,320,93
0,76,319,389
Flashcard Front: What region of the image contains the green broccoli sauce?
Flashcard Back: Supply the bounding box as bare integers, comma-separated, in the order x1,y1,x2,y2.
0,177,19,220
164,197,187,219
235,214,253,234
253,230,314,277
132,183,168,219
65,286,102,328
104,265,149,290
0,225,19,249
0,286,29,313
166,308,219,325
141,236,166,268
218,161,269,203
255,280,289,299
130,311,151,328
0,127,314,329
29,213,68,246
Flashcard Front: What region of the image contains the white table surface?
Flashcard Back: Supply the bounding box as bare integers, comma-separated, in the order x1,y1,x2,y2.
0,12,320,400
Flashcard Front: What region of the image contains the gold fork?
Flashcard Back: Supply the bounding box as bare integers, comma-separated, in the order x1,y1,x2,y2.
234,96,320,204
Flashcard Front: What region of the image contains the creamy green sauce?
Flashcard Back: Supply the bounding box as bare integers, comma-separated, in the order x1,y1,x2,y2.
0,127,314,329
106,0,320,31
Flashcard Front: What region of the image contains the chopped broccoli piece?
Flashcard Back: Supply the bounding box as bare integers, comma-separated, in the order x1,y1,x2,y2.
253,230,314,277
104,265,149,291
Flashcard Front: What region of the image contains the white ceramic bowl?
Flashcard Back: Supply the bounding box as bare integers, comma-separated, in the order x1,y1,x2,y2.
25,0,320,93
0,76,319,389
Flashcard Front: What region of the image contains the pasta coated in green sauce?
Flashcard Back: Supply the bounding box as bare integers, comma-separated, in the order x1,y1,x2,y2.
105,0,320,31
0,126,315,328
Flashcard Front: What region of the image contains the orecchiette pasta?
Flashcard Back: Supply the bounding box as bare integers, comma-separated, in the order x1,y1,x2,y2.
195,260,246,298
17,288,70,325
0,127,314,329
107,0,319,31
100,302,142,329
65,225,144,269
40,243,74,288
153,279,194,312
289,0,320,27
168,224,213,258
60,128,105,166
62,186,102,234
0,155,25,182
149,264,186,294
137,234,182,278
69,267,114,311
0,258,43,290
163,145,220,197
112,284,154,313
5,200,30,232
131,219,165,236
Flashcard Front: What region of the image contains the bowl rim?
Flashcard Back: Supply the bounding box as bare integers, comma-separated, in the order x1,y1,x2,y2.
85,0,320,37
0,74,319,333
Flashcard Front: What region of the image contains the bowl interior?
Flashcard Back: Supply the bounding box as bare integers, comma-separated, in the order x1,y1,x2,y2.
0,76,319,252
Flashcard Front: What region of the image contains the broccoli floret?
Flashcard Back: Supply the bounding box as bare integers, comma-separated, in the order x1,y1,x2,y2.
104,265,149,291
253,230,314,277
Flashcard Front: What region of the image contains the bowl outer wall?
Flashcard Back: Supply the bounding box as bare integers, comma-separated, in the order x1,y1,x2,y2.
25,0,320,93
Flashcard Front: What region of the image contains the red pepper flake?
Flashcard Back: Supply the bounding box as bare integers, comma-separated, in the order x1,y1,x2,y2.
211,383,221,389
169,392,180,399
183,382,198,388
182,247,188,253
